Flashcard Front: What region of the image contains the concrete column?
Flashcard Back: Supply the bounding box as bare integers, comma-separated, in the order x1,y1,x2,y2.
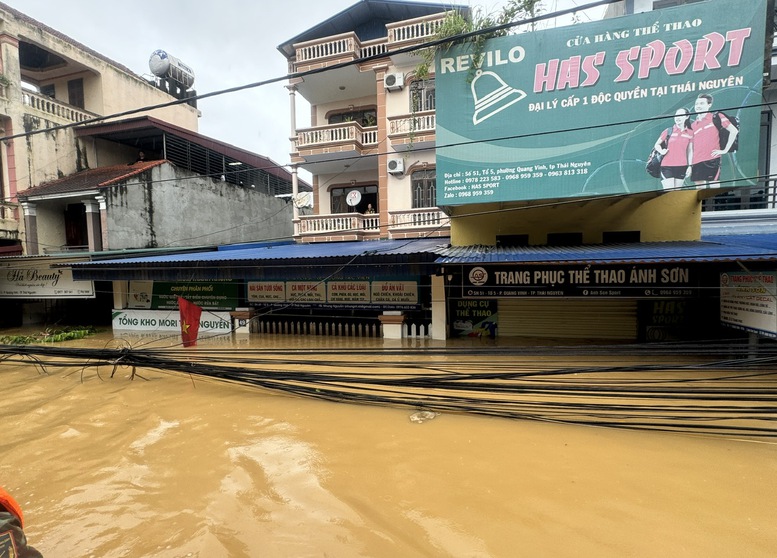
83,199,102,252
20,201,37,255
374,66,390,239
112,280,128,309
286,83,298,136
291,165,299,222
95,195,108,250
430,274,447,340
379,311,405,339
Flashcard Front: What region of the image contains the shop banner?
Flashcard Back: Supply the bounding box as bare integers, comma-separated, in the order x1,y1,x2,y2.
720,272,777,337
0,268,94,298
247,278,420,309
112,309,232,333
128,280,238,310
458,264,696,298
436,0,767,204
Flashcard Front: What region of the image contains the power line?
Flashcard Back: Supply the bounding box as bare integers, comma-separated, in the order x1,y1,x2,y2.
0,0,618,144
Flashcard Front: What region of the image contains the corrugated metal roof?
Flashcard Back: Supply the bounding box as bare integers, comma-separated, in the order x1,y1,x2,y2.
64,234,777,282
436,236,777,265
71,238,450,267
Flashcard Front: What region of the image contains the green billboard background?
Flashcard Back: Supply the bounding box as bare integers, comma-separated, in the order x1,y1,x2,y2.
435,0,767,205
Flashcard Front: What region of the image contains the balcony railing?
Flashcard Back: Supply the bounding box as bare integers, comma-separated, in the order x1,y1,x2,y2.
0,201,18,240
0,201,17,222
389,208,449,232
389,112,436,135
295,212,380,237
386,14,447,45
701,181,776,212
23,91,93,124
291,13,447,70
43,245,89,255
295,122,378,151
295,208,449,239
295,32,359,64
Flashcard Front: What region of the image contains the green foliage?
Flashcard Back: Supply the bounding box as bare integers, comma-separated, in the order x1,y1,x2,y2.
415,0,544,82
0,326,98,345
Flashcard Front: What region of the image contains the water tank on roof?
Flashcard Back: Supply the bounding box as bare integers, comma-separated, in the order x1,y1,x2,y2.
149,49,195,90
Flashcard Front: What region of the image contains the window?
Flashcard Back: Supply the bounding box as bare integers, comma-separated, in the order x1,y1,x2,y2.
64,203,88,248
328,108,377,127
410,78,435,112
411,169,436,208
40,84,55,98
496,234,529,247
67,78,84,109
603,231,640,243
547,232,583,246
330,185,378,214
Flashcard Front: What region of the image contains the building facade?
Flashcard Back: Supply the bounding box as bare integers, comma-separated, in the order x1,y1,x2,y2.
278,0,464,243
0,3,297,327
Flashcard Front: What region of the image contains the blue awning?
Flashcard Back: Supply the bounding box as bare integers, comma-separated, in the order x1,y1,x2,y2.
67,238,451,281
436,235,777,265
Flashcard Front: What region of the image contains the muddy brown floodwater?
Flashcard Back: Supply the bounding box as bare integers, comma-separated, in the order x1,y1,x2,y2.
1,329,776,557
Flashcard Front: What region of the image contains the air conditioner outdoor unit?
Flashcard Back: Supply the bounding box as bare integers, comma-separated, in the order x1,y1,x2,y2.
387,158,404,174
385,73,404,91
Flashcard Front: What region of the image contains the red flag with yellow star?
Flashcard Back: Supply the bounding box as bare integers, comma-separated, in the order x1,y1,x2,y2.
177,296,202,347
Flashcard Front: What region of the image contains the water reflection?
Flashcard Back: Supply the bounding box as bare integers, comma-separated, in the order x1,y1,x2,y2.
1,330,776,557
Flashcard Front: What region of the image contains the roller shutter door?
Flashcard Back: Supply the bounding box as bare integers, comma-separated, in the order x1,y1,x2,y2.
498,298,637,340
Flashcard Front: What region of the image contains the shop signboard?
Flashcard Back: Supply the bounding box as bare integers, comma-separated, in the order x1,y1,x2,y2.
0,267,94,298
128,280,238,310
451,299,498,338
112,309,233,333
720,271,777,337
436,0,767,204
457,264,696,298
246,278,420,309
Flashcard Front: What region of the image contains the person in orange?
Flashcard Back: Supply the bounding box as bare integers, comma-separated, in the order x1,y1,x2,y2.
653,107,693,190
0,486,43,557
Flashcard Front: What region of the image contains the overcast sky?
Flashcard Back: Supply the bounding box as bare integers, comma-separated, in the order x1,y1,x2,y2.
5,0,605,172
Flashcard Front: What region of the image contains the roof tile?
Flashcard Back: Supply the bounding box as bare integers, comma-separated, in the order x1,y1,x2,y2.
18,161,165,198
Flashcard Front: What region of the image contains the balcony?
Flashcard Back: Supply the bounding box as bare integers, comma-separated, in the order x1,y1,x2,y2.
290,13,447,73
295,212,381,242
293,122,378,172
294,208,449,241
0,201,19,241
389,208,450,238
386,14,447,47
22,91,94,125
388,111,436,151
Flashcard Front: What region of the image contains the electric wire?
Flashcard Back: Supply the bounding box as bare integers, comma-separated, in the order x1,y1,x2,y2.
2,338,777,439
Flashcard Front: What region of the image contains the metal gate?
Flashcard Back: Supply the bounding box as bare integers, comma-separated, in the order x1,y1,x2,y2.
498,299,638,340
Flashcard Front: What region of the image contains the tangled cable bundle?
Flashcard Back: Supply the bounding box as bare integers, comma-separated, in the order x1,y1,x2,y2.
2,339,777,439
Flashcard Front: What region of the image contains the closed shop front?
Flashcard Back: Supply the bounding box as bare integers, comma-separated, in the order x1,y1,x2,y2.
498,298,638,340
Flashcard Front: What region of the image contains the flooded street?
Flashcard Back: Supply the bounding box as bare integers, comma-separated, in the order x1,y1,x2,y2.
1,330,776,557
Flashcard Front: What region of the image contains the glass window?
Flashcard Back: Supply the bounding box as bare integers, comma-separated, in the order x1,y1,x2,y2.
410,79,435,112
328,108,377,127
330,185,378,214
411,169,436,208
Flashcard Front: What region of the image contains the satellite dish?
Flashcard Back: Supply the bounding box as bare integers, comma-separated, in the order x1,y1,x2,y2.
346,190,362,206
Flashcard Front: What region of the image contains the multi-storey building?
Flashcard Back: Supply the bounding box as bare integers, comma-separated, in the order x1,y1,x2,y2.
0,3,297,326
278,0,465,243
35,0,777,345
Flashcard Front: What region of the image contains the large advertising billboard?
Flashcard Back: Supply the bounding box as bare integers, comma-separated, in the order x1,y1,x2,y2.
435,0,768,205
